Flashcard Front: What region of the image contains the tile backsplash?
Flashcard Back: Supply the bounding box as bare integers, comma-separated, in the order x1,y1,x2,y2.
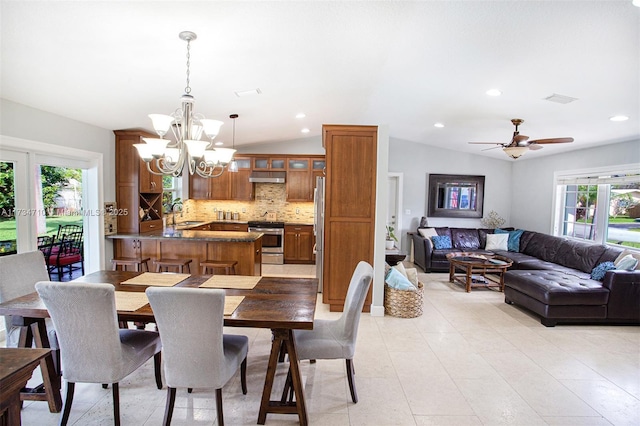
180,183,314,224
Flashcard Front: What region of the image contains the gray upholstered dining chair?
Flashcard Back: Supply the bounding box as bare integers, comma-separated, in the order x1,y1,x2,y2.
291,260,373,403
146,287,248,426
35,281,162,426
0,251,59,352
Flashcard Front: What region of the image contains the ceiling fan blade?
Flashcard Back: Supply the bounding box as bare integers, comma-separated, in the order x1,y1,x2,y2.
468,142,503,145
528,144,544,151
481,146,502,151
528,137,574,144
514,134,530,143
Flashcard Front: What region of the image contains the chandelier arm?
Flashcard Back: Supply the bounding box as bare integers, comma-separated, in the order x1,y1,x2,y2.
143,161,166,176
195,163,226,178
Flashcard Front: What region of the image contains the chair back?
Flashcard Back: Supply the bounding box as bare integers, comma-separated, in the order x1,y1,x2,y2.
35,281,124,383
146,287,228,389
52,231,83,265
56,224,82,241
37,235,54,258
0,251,51,346
336,261,374,349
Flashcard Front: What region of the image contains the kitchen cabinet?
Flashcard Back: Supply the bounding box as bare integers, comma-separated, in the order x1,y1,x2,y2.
190,157,253,201
284,225,314,264
189,171,231,200
113,238,157,262
114,130,163,233
210,223,249,232
322,125,377,312
230,157,254,200
286,156,325,201
252,156,285,170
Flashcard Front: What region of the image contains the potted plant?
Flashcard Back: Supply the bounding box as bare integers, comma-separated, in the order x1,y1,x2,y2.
386,225,398,249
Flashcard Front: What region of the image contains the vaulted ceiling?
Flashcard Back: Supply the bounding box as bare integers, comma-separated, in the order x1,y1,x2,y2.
1,1,638,160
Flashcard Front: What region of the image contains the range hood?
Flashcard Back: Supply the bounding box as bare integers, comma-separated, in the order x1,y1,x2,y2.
249,171,286,183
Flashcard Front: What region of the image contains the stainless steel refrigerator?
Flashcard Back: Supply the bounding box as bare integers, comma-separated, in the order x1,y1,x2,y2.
314,176,325,292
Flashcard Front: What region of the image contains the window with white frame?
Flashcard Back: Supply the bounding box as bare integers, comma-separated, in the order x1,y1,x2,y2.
162,175,182,214
553,165,640,249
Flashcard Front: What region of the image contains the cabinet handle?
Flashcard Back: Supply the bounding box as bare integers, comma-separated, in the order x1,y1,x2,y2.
149,225,156,228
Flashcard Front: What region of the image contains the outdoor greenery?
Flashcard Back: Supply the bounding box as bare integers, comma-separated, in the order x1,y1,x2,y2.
0,164,81,214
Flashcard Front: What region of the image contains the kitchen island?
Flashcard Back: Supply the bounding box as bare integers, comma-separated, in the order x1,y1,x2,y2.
108,228,263,276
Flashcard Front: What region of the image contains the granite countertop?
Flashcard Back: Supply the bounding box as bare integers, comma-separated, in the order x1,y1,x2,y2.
107,228,263,242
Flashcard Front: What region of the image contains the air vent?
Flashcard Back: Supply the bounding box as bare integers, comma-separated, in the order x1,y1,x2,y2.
543,93,578,104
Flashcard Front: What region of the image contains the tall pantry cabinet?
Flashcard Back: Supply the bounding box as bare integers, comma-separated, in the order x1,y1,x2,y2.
114,130,164,234
322,125,377,312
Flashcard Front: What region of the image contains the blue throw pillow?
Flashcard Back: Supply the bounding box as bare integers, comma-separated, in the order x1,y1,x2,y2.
590,261,616,281
431,235,452,249
385,267,417,291
496,228,524,252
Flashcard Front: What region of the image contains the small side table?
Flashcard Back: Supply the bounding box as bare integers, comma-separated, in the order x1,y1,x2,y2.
1,348,60,425
385,248,407,266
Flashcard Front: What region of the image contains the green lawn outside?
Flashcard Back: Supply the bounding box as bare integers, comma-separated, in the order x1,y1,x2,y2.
0,215,83,241
608,216,639,224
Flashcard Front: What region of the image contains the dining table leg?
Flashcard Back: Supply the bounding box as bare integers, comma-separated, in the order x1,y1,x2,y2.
15,317,63,412
258,328,308,426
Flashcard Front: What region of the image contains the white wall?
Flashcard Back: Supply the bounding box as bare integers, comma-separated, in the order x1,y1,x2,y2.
510,139,640,233
0,99,116,264
237,136,324,155
388,137,513,252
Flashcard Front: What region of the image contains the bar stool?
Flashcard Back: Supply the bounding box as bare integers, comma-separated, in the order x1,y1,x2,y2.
154,258,192,273
200,260,237,275
111,257,150,272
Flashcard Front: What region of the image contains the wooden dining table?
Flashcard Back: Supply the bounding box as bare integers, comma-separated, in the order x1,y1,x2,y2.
0,270,319,426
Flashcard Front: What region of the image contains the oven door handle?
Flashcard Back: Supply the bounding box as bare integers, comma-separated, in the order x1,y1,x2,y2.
249,228,284,233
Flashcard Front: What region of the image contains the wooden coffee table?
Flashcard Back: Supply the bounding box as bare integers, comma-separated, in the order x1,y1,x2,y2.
446,252,513,292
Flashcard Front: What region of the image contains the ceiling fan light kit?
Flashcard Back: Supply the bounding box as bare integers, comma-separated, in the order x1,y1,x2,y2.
469,118,574,160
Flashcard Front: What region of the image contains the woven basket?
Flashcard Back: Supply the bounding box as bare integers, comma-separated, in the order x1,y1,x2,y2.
384,281,424,318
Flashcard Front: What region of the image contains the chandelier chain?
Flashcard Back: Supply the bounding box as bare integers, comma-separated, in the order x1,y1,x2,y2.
185,38,191,94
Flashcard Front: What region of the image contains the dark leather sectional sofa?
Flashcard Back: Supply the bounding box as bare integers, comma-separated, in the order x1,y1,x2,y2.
410,227,640,326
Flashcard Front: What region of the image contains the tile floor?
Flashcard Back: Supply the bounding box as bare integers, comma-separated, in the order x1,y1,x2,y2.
11,263,640,425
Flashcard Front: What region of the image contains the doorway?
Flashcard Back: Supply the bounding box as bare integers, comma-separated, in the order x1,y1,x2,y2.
387,173,403,249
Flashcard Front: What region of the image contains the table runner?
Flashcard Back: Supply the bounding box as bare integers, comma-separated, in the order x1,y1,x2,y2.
200,275,261,290
121,272,190,287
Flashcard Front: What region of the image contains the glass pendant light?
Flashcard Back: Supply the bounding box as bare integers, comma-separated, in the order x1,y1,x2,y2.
228,114,239,173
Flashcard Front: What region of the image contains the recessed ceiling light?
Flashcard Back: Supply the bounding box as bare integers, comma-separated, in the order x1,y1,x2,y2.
633,0,640,7
301,128,310,133
486,89,502,96
434,123,445,128
234,88,262,97
609,115,629,122
295,113,306,119
215,141,224,146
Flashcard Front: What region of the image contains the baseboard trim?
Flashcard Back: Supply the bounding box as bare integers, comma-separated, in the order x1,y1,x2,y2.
370,305,385,317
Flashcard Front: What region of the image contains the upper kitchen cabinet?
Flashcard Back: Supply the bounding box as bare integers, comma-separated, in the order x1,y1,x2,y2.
189,157,253,201
322,125,377,312
286,156,325,202
114,130,164,233
252,156,286,171
189,171,231,200
230,157,254,200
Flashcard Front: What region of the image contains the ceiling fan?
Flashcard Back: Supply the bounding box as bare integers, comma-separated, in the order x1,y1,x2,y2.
469,119,574,159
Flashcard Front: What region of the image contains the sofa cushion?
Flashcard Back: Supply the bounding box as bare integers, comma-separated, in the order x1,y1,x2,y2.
555,240,607,273
493,250,539,269
418,227,438,239
485,233,508,251
614,250,640,270
432,235,452,249
504,270,609,306
451,228,481,250
435,227,451,239
477,228,494,249
591,261,616,281
522,233,564,263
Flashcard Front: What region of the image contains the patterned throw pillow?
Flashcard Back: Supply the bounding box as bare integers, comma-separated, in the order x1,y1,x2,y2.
615,254,639,271
590,261,616,281
431,235,452,250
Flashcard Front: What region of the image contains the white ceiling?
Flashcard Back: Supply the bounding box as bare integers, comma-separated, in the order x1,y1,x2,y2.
1,1,639,161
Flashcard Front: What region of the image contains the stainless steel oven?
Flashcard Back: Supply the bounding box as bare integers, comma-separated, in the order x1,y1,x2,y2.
248,221,285,264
